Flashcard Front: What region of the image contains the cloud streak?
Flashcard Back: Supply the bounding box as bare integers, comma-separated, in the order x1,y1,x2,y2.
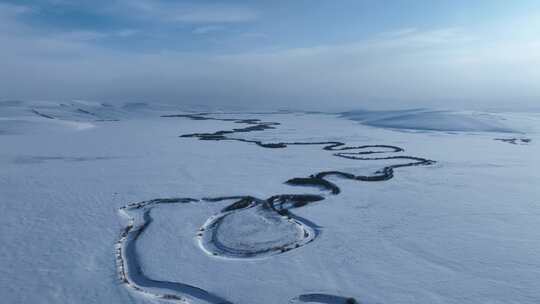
192,25,226,35
108,0,258,24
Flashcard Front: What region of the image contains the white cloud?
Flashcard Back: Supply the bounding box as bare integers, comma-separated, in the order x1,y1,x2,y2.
170,6,257,23
192,25,226,35
50,29,139,41
378,27,418,38
0,3,34,16
112,0,258,24
115,29,139,37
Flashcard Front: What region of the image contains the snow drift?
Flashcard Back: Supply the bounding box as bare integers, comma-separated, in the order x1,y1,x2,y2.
341,109,517,133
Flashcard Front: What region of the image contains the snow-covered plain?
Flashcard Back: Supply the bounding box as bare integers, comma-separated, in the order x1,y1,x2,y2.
1,101,539,304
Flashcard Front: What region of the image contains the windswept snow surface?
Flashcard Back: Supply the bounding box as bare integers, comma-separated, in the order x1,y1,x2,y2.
340,109,540,133
1,101,539,304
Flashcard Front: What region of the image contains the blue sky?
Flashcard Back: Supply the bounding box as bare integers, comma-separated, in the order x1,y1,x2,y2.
1,0,539,109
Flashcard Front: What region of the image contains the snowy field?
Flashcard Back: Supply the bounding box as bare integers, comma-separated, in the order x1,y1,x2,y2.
1,100,539,304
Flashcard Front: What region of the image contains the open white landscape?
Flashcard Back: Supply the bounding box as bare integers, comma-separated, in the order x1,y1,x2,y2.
2,2,540,303
1,100,539,304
